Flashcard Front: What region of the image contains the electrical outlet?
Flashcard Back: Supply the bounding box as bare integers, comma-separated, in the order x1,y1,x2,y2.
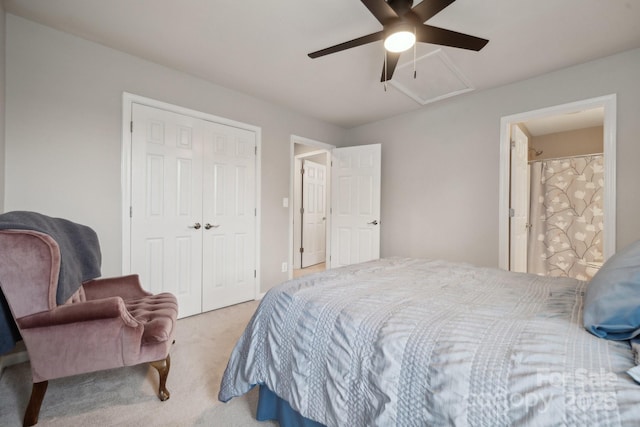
281,262,288,273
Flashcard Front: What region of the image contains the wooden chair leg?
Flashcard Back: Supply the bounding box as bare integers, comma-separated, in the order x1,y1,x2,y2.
150,355,171,401
23,380,48,427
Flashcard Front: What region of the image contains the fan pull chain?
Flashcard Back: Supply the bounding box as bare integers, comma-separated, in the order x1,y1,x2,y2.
413,27,417,79
384,49,388,92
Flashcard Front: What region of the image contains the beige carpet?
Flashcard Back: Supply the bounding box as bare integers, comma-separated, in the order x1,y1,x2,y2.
0,300,278,427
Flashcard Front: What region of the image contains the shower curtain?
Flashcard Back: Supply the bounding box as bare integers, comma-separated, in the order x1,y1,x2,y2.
527,154,604,280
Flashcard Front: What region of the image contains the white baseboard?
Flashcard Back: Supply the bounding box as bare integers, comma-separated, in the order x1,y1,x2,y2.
0,341,29,374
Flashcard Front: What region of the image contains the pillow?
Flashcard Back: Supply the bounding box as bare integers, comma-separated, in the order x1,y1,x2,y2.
627,339,640,384
583,239,640,340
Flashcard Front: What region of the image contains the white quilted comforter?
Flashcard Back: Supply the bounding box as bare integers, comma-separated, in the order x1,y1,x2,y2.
219,258,640,426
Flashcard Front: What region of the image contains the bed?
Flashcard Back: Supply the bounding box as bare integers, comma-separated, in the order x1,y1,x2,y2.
219,256,640,426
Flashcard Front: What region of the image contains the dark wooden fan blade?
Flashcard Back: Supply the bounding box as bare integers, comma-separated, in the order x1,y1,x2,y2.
308,31,384,58
412,0,456,23
416,25,488,51
361,0,398,25
380,52,401,82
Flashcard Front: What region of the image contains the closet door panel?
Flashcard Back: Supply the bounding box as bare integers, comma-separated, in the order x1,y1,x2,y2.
202,122,256,312
130,103,203,318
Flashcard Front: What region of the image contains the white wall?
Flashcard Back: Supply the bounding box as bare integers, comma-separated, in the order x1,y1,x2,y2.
4,14,345,293
6,13,640,287
344,48,640,267
0,4,5,213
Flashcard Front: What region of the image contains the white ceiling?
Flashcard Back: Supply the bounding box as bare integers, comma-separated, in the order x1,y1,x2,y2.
4,0,640,129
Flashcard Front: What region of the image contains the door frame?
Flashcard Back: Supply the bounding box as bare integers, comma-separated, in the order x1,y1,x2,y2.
121,92,262,299
498,94,616,270
289,135,334,278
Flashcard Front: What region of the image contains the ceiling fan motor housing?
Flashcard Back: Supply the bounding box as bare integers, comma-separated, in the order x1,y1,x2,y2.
386,0,414,18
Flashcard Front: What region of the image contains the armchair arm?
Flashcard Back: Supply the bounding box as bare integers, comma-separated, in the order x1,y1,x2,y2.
17,297,139,329
82,274,152,301
18,300,147,382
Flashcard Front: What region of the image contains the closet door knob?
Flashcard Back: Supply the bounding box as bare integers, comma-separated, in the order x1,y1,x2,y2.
205,223,219,230
367,220,378,226
189,223,202,230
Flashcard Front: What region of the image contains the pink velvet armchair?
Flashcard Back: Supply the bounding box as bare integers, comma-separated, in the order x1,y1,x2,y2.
0,229,178,426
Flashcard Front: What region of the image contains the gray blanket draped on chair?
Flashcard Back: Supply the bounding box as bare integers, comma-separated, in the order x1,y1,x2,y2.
0,211,102,354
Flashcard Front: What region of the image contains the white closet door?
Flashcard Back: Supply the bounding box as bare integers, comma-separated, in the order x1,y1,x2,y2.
330,143,381,268
201,121,257,311
130,103,204,317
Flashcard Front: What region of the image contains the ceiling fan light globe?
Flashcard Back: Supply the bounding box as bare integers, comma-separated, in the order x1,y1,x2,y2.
384,31,416,53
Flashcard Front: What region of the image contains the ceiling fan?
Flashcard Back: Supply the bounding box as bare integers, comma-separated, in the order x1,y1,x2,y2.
308,0,489,82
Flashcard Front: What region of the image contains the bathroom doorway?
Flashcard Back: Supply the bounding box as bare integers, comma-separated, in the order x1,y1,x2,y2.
498,95,617,278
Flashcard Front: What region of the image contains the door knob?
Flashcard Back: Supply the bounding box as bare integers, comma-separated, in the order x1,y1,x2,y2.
205,223,220,230
367,220,378,226
189,223,202,230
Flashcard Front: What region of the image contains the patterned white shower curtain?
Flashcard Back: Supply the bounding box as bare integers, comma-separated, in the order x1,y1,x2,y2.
527,155,604,280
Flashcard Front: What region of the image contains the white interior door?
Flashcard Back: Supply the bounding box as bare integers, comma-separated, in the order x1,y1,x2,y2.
510,124,530,272
201,121,256,311
330,144,381,268
130,103,203,317
301,160,326,267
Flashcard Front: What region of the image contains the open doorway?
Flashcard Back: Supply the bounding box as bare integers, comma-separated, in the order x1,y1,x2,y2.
499,95,617,278
290,136,333,279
